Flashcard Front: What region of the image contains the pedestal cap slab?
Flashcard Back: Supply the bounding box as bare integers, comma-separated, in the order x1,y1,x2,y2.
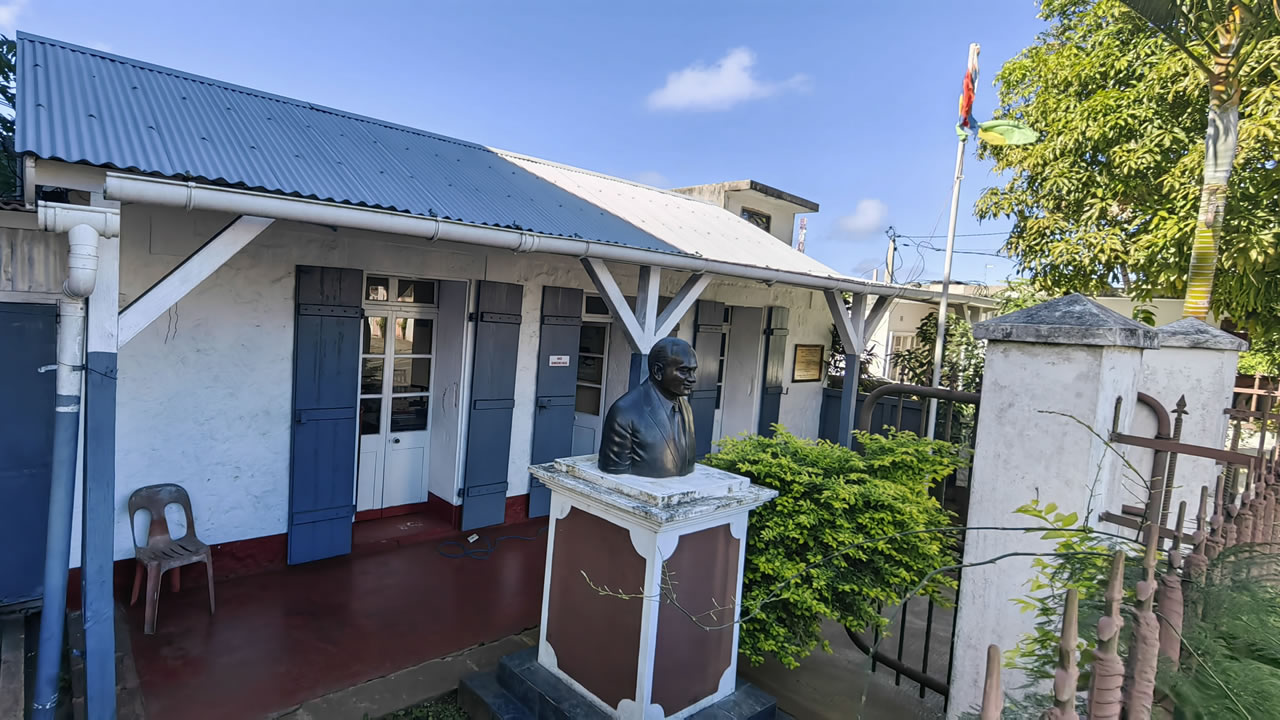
974,293,1159,349
530,455,777,530
1156,317,1249,351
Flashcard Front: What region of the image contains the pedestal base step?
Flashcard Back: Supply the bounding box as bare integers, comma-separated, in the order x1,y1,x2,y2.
460,649,786,720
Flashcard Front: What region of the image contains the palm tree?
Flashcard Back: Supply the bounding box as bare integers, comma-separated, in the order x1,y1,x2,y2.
1116,1,1278,320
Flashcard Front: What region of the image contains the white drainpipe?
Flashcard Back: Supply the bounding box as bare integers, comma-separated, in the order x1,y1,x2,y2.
102,173,952,304
31,203,118,720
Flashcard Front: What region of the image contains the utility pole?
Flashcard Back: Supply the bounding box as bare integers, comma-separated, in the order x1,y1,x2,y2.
882,227,898,379
927,42,980,439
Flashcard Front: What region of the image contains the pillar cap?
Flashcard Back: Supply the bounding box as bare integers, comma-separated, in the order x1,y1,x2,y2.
974,294,1159,349
1156,317,1249,351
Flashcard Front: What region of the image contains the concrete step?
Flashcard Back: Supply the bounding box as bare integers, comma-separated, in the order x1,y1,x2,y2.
496,649,608,720
458,672,532,720
0,615,25,720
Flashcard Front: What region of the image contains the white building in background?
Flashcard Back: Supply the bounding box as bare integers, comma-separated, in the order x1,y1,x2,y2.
671,179,819,248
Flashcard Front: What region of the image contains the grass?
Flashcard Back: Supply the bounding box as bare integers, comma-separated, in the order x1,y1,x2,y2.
374,690,470,720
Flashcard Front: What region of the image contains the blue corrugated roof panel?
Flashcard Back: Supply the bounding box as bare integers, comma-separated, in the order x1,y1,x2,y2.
15,32,681,253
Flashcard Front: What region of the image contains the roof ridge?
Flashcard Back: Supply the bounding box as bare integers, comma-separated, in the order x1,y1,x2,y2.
16,31,500,156
490,147,721,204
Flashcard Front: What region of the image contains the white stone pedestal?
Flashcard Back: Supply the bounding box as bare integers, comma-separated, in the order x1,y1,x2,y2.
529,455,776,720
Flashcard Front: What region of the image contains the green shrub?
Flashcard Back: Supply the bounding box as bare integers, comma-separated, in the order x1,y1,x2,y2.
702,427,961,668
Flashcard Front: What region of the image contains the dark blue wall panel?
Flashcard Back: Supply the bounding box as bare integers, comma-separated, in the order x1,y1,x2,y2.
529,287,582,518
288,266,361,565
462,281,523,531
0,303,56,606
757,306,788,437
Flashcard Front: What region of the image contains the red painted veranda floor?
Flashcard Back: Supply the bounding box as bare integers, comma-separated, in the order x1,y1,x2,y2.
125,518,549,720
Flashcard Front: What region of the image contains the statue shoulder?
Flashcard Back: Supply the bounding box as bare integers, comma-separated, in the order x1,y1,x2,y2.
604,384,647,424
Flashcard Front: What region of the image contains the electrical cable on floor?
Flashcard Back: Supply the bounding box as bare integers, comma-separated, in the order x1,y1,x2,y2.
437,525,548,560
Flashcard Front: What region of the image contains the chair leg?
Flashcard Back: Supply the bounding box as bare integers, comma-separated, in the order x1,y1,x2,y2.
144,565,163,635
204,557,216,616
130,563,143,606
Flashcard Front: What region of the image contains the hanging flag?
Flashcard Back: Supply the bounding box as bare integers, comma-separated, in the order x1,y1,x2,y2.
977,119,1038,146
797,217,807,254
956,44,980,138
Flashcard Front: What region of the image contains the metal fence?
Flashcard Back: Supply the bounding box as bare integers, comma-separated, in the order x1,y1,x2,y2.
842,382,981,710
976,383,1280,718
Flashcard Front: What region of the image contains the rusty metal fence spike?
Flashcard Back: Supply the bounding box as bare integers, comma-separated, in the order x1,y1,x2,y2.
1125,508,1161,719
1157,503,1185,666
979,644,1002,720
1088,552,1127,720
1042,588,1081,720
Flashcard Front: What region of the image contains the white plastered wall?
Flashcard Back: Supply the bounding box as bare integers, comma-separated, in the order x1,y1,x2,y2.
1126,346,1240,530
72,203,835,564
948,341,1142,717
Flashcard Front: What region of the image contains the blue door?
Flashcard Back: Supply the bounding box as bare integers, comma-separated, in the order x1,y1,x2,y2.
690,300,725,458
0,303,56,606
529,287,582,518
757,306,789,437
288,266,362,565
461,281,523,531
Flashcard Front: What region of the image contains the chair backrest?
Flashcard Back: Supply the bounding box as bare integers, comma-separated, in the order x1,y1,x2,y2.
128,483,198,549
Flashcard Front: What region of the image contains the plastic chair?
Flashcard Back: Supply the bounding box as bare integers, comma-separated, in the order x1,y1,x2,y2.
127,484,215,634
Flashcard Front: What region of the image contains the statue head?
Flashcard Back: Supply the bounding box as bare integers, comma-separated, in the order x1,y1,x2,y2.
648,337,698,400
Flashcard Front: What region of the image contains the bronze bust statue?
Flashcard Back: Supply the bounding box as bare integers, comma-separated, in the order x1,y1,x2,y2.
598,337,698,478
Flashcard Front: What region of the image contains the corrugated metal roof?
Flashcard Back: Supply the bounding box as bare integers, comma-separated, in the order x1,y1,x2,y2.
16,32,851,282
503,153,843,278
15,33,679,254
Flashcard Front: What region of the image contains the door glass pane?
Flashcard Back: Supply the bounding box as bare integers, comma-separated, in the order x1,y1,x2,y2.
392,358,431,393
394,318,433,355
389,396,429,432
396,280,436,305
577,355,603,385
575,385,602,415
579,325,606,355
361,358,384,394
363,317,387,354
359,398,381,435
366,276,390,302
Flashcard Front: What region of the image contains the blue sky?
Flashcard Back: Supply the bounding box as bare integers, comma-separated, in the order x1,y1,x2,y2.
11,0,1047,286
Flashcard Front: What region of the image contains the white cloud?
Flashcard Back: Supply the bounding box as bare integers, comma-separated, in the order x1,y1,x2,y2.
87,41,114,53
838,199,889,236
0,0,27,33
647,47,810,112
630,170,669,187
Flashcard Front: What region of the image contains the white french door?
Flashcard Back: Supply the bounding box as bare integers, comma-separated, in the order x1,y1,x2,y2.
357,307,436,512
571,322,609,455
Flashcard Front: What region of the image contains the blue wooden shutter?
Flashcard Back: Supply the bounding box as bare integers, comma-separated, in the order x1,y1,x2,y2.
690,300,725,459
757,306,789,437
461,281,523,531
529,286,582,518
288,266,362,565
0,303,56,604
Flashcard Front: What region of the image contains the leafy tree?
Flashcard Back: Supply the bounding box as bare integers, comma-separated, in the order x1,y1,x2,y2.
893,312,986,393
702,429,960,667
1116,0,1280,320
0,35,16,199
977,0,1280,334
994,279,1060,314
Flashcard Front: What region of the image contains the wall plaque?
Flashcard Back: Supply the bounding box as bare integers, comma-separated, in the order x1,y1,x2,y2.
791,344,824,383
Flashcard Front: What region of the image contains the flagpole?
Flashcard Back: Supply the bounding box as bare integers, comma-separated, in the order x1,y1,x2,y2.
927,136,967,438
927,42,980,440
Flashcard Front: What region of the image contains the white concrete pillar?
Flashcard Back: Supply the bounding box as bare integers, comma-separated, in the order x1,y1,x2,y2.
948,295,1157,717
1128,318,1247,530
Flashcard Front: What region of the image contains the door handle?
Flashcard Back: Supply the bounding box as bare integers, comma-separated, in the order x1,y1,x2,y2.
392,437,401,444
